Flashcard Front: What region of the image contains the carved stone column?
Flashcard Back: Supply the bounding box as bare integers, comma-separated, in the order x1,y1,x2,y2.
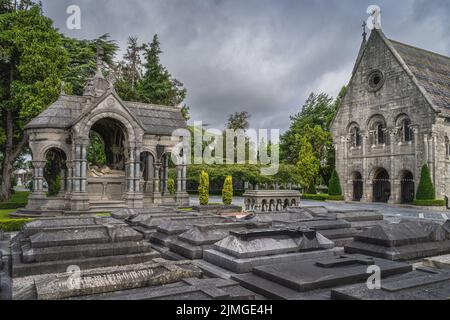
70,141,90,212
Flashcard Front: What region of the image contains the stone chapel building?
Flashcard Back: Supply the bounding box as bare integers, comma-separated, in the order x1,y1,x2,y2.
23,64,189,214
331,28,450,204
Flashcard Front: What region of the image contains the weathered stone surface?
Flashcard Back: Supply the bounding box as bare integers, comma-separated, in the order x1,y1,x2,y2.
232,254,412,299
331,268,450,300
111,207,183,220
423,254,450,269
345,220,450,261
213,228,334,259
204,227,341,273
192,205,243,214
168,222,271,259
72,278,258,300
34,259,202,300
12,217,160,277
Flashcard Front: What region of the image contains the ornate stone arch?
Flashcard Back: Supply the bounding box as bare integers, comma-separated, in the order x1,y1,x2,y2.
38,144,71,162
76,110,140,142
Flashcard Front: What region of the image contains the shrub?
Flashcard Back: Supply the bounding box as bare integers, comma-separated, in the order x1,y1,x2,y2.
302,194,329,201
328,169,343,196
301,194,344,202
416,164,435,200
167,178,175,195
0,202,27,210
222,176,233,205
0,218,32,232
198,171,209,206
413,199,445,207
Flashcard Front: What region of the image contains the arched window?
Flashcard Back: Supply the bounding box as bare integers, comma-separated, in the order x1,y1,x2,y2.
396,114,413,143
368,115,387,146
349,124,361,148
376,124,385,145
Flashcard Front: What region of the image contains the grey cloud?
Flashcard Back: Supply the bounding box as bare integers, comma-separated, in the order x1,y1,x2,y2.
41,0,450,131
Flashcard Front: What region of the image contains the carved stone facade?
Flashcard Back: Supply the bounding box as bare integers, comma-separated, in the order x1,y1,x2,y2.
23,67,189,214
331,29,450,204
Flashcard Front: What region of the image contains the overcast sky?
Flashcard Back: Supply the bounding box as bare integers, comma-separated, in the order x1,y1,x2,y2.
41,0,450,131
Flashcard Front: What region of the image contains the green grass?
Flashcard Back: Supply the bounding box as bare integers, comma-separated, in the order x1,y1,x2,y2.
0,209,17,219
95,213,111,217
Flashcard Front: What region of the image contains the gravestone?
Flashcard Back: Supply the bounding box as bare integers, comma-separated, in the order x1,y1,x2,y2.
149,216,233,247
72,278,258,300
168,221,271,259
345,220,450,261
34,259,202,300
233,254,412,300
331,267,450,300
111,207,184,220
204,227,341,273
11,217,160,277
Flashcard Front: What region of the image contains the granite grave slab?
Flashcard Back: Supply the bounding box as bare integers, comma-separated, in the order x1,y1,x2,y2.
204,227,342,273
345,220,450,261
232,254,412,300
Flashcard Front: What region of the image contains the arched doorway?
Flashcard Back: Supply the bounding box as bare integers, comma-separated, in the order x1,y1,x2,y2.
44,148,67,197
400,171,415,204
373,168,390,203
87,118,129,201
352,172,363,202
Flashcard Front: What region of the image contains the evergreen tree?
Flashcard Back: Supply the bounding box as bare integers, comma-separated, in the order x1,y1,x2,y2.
222,176,233,205
0,3,68,201
416,164,436,200
328,169,343,196
137,34,187,106
198,170,209,206
115,36,145,101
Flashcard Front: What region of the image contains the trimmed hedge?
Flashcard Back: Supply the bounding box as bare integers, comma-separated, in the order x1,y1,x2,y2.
413,199,446,207
301,194,344,201
0,218,32,232
167,178,175,195
328,170,343,196
0,202,28,210
416,164,436,200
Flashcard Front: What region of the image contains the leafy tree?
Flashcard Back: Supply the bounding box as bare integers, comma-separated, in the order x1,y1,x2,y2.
0,3,68,201
115,36,145,101
222,176,233,205
227,111,251,131
416,164,435,200
198,170,209,205
137,34,187,106
87,132,107,167
281,87,347,186
328,169,342,196
62,34,118,96
295,136,320,192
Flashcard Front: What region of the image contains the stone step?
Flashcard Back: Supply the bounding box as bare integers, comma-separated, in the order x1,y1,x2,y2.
232,273,303,300
12,251,160,278
22,241,153,263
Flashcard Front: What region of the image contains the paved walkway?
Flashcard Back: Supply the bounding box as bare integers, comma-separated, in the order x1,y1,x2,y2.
190,196,450,222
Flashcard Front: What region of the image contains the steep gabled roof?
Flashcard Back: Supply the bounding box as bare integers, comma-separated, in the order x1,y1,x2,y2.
25,94,187,135
389,40,450,110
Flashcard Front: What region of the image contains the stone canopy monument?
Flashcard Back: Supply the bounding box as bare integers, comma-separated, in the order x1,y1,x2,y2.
23,58,189,214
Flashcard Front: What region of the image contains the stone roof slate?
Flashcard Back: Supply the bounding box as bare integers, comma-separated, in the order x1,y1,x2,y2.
390,39,450,110
25,95,187,135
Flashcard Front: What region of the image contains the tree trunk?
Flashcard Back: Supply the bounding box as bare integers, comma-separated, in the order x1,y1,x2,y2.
0,110,28,202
